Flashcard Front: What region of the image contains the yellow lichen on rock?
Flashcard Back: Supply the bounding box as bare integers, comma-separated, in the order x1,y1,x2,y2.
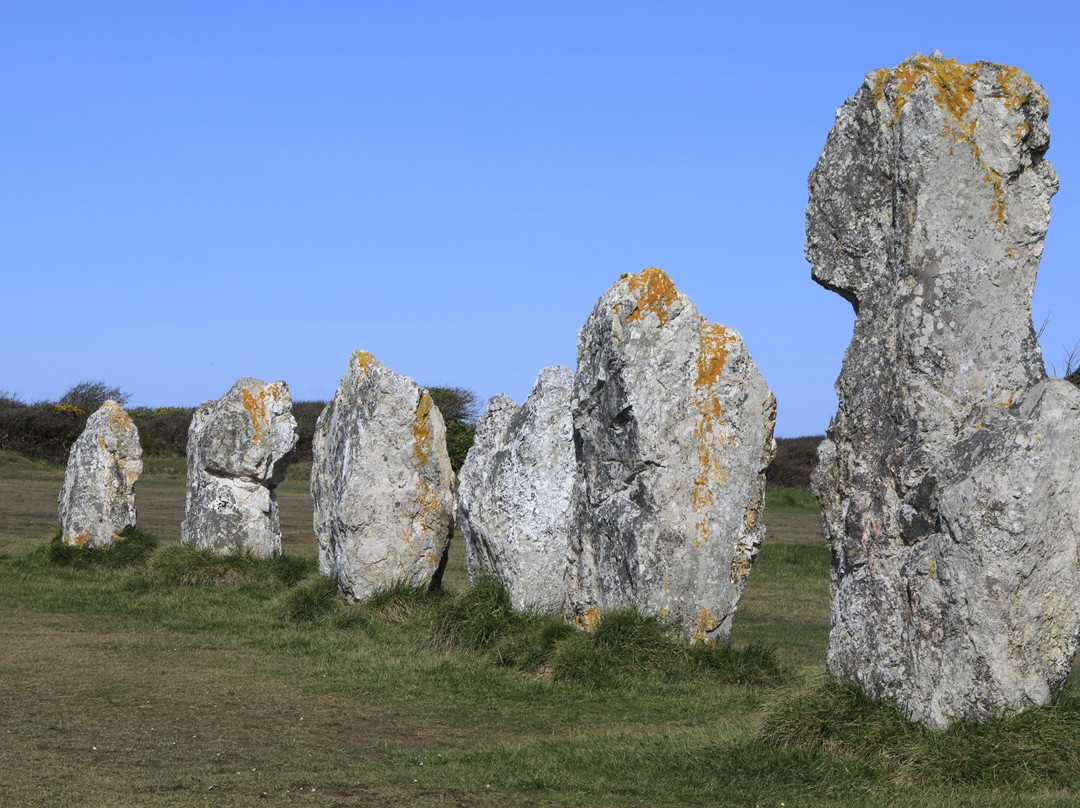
351,350,377,381
872,54,1036,230
995,65,1044,110
242,387,267,442
875,54,976,129
697,322,734,388
573,606,600,630
625,267,680,327
691,321,737,548
412,391,433,466
693,607,719,642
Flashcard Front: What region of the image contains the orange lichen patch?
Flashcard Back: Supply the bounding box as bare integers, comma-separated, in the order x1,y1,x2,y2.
875,55,1025,230
425,554,438,565
691,321,737,547
696,323,735,388
928,559,937,580
68,533,89,548
995,65,1044,110
412,391,433,466
241,388,268,442
693,607,719,642
625,267,680,327
871,67,890,104
350,350,377,381
875,55,976,128
985,172,1007,228
574,606,599,630
998,390,1017,407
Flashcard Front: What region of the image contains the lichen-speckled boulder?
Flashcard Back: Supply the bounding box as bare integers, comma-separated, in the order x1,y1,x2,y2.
457,366,576,611
58,400,143,548
180,378,297,557
565,268,776,643
809,53,1080,728
311,351,455,601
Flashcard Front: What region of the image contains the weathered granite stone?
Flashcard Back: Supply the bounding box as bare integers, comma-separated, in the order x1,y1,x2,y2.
565,268,776,643
311,351,455,601
457,366,576,611
180,378,297,557
809,53,1080,728
58,400,143,548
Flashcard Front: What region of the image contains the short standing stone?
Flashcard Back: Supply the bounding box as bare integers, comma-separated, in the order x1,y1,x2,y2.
180,378,297,557
566,268,776,643
58,400,143,548
457,366,576,612
311,351,455,601
808,54,1080,728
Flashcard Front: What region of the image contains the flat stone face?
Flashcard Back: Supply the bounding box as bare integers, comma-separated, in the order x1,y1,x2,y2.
565,268,776,643
180,378,297,557
311,351,454,601
58,401,143,549
809,54,1080,728
457,366,576,612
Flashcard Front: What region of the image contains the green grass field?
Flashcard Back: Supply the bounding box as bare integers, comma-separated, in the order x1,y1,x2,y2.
2,452,1078,807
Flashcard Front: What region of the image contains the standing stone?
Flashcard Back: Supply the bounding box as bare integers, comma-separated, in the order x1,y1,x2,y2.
311,351,455,601
808,53,1080,728
58,400,143,548
457,366,576,612
180,378,297,557
566,268,776,643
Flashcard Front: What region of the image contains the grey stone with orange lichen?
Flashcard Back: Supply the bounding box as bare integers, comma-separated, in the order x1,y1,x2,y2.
181,378,297,557
810,53,1080,729
311,351,454,601
58,400,143,549
565,268,776,643
457,366,576,612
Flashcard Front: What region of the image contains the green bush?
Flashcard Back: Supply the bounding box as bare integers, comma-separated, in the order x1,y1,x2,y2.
767,435,824,488
128,406,194,456
0,393,88,464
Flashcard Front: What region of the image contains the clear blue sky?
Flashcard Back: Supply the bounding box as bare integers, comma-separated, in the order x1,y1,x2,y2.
3,2,1076,437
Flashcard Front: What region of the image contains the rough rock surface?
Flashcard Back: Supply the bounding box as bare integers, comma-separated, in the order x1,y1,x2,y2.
58,401,143,548
808,53,1080,728
565,268,776,643
181,378,297,557
457,366,576,611
311,351,455,601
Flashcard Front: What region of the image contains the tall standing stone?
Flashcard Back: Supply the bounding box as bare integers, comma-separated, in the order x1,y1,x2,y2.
181,378,297,557
58,400,143,548
311,351,455,601
808,54,1080,728
566,268,776,643
457,366,576,612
